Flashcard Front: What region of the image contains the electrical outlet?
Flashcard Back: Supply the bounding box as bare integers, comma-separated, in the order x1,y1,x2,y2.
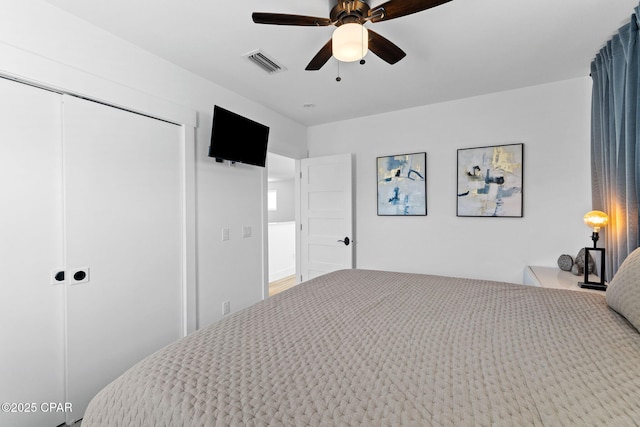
222,300,230,315
242,226,252,238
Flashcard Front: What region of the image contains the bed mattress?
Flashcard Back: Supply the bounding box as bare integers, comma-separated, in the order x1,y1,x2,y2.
82,269,640,426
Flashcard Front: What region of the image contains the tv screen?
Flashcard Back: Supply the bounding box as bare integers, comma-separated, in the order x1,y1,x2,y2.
208,106,270,167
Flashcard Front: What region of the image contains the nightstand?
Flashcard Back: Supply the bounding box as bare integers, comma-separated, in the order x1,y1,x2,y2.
523,266,605,294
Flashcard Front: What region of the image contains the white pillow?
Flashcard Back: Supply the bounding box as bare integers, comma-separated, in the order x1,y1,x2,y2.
607,246,640,330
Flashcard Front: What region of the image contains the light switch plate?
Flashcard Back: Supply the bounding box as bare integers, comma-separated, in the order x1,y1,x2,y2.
222,227,230,241
242,226,252,238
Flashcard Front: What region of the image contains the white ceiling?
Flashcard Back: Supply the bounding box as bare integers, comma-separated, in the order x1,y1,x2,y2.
45,0,637,126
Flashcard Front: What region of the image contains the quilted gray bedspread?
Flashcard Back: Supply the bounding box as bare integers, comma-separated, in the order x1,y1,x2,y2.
83,269,640,426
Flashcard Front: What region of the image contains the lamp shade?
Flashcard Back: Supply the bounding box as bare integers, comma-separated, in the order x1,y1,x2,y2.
583,210,609,232
332,23,368,62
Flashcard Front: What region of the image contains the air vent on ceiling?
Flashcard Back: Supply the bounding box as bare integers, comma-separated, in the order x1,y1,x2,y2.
243,49,287,74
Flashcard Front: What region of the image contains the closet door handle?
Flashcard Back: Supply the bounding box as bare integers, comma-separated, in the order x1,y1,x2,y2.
338,237,350,246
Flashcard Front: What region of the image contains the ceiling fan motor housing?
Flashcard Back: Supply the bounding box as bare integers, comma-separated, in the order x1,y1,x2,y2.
330,0,371,26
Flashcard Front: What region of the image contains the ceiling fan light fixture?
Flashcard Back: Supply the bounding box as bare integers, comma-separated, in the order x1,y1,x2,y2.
332,23,368,62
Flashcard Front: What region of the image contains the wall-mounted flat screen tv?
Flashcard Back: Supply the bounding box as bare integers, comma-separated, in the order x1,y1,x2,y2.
208,105,270,167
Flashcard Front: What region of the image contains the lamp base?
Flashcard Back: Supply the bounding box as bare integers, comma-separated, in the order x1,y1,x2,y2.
578,281,607,291
579,247,607,291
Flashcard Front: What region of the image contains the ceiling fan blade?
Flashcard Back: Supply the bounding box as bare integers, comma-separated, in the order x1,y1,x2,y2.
367,30,406,64
369,0,452,22
305,40,333,71
252,12,332,26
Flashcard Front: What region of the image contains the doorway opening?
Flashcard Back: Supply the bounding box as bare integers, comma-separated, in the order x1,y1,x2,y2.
267,152,297,296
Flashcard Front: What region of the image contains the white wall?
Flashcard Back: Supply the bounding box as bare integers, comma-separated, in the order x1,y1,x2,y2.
268,222,296,282
268,179,296,223
0,1,307,328
308,78,593,284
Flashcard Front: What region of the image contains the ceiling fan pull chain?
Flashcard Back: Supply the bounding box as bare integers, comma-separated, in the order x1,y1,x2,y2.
336,60,342,82
360,25,366,65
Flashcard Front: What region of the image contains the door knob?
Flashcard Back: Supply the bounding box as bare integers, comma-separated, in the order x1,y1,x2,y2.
69,267,90,285
338,237,350,246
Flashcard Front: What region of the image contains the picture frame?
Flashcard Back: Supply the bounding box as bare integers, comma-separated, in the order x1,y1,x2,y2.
457,143,523,217
377,152,427,216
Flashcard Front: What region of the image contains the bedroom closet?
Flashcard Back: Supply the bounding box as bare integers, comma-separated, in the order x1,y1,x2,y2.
0,77,185,426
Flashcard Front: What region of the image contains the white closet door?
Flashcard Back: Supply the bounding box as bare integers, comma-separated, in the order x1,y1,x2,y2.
63,95,183,422
0,79,66,427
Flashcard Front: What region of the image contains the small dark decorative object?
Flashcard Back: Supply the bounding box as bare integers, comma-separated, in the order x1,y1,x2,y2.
557,254,573,272
575,248,595,275
571,263,582,276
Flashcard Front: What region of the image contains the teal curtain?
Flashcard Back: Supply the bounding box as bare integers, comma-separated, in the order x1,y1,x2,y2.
590,4,640,281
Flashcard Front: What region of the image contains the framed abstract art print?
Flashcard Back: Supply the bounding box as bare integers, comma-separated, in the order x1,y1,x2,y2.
457,143,523,217
377,152,427,216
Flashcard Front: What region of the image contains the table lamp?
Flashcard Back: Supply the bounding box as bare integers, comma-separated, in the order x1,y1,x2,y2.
578,210,608,290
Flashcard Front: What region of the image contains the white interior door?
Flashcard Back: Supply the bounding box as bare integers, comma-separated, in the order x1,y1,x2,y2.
300,153,353,281
0,79,66,427
63,95,183,422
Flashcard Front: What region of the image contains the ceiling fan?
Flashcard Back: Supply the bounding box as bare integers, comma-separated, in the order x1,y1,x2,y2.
252,0,452,71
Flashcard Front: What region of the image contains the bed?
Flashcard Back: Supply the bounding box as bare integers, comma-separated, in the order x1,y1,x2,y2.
82,252,640,426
